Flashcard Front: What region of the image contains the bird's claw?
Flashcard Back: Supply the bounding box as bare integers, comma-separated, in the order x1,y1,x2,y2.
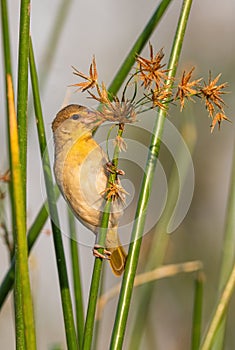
105,162,125,176
93,244,111,260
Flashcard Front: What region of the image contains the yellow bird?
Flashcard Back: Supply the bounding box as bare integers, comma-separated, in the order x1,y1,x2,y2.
52,104,127,276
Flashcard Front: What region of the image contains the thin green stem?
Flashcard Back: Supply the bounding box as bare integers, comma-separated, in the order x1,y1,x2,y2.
0,0,12,78
108,0,173,96
191,272,204,350
29,38,77,349
68,208,84,350
27,0,72,122
200,264,235,350
17,0,31,200
93,264,107,349
1,0,18,256
82,126,124,350
110,1,193,349
1,0,17,259
39,0,72,88
211,138,235,349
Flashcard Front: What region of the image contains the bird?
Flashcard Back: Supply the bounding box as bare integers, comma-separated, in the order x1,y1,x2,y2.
52,104,127,276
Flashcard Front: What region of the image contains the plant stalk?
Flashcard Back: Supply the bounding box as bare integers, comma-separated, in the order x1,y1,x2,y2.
110,1,193,349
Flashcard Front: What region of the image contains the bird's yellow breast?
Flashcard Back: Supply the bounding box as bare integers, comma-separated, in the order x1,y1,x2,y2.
65,135,98,166
55,134,108,231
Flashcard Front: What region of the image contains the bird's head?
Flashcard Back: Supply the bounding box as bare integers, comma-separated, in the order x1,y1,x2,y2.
52,104,102,140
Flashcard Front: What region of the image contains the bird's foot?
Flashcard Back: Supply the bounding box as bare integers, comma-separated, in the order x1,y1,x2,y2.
105,161,125,176
93,244,111,260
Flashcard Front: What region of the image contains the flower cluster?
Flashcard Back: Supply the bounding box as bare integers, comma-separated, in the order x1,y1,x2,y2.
200,73,230,132
174,67,201,111
175,68,230,132
136,47,168,89
70,45,230,202
71,60,137,125
71,44,230,133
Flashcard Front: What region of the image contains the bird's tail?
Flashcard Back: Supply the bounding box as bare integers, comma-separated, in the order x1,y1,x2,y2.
109,244,127,276
106,229,127,276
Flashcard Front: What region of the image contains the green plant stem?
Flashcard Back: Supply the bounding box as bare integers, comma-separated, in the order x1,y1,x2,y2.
108,0,173,96
211,138,235,349
29,38,77,349
40,0,72,88
17,0,31,201
27,0,72,123
128,114,197,350
2,1,28,345
7,75,36,349
191,272,204,350
15,2,31,346
0,0,16,248
200,264,235,350
0,0,13,137
82,126,123,350
68,208,84,350
93,264,107,349
110,1,193,349
82,202,111,350
0,0,12,78
0,187,60,309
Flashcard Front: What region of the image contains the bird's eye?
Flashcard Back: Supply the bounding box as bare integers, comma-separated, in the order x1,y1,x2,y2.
71,114,80,120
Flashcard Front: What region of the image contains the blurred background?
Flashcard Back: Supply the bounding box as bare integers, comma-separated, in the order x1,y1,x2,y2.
0,0,235,349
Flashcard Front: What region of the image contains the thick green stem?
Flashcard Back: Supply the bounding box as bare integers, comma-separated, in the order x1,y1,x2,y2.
15,1,32,346
110,1,193,349
8,74,36,349
128,114,196,350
